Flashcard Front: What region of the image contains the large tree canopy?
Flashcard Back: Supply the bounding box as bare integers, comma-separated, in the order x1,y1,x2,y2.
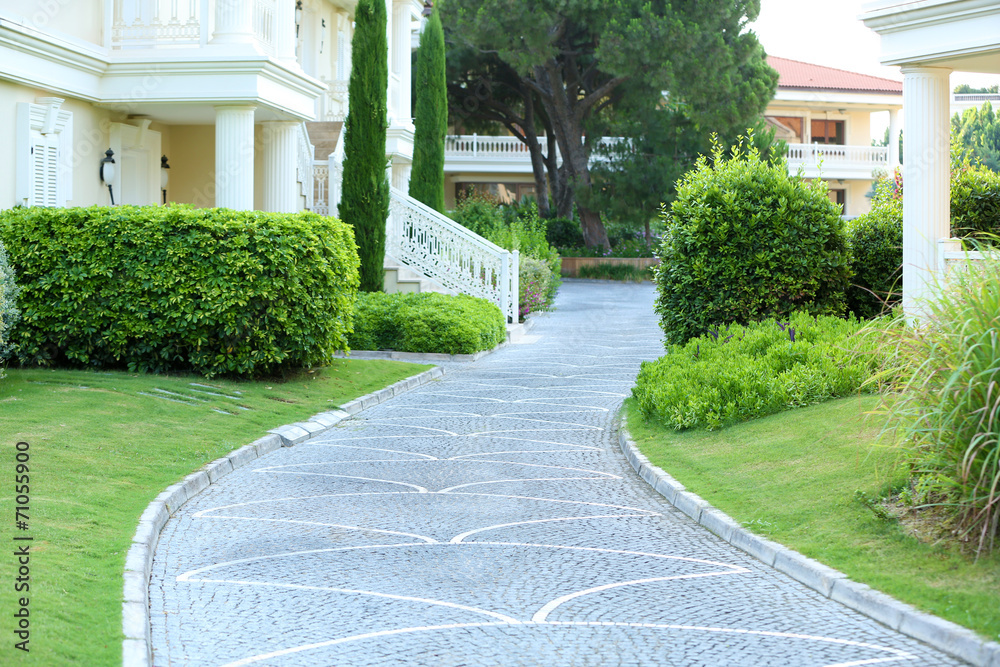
440,0,777,248
953,101,1000,172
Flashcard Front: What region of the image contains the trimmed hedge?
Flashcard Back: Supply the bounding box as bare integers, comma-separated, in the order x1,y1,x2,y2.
0,238,20,370
349,291,505,354
846,179,903,319
0,205,360,377
632,311,881,431
655,139,851,345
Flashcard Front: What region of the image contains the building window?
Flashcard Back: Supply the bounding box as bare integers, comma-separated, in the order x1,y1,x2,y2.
828,188,846,212
767,116,804,143
16,98,73,207
811,119,845,145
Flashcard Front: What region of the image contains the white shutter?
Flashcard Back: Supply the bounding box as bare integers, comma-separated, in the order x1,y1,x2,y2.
15,100,72,208
31,138,60,208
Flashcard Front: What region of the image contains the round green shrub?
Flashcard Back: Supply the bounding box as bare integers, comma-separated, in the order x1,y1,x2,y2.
951,163,1000,241
655,138,851,344
845,179,903,319
0,205,360,378
0,237,21,368
545,216,584,248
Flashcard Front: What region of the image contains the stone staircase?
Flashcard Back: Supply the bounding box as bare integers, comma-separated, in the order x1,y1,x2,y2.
383,257,451,295
306,121,343,160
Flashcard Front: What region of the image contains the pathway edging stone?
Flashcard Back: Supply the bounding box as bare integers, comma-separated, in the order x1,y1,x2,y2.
617,413,1000,667
120,365,445,667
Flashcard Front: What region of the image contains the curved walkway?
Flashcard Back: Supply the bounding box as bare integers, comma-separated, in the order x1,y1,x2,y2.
149,281,965,666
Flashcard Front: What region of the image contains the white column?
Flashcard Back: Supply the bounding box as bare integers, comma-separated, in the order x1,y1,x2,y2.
274,0,297,64
215,106,256,210
262,121,300,213
391,159,411,191
901,66,952,317
888,107,901,168
392,0,412,125
211,0,254,45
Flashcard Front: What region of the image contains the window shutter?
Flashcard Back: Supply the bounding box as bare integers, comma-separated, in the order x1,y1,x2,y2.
15,100,72,208
31,138,60,208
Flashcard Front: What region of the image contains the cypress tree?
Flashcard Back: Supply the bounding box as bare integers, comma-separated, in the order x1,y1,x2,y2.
409,7,447,212
340,0,389,292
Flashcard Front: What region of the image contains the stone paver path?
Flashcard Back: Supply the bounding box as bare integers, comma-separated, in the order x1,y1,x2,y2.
149,281,965,666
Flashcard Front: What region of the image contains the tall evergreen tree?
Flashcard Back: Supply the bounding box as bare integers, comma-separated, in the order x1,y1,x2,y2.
340,0,389,292
409,7,447,211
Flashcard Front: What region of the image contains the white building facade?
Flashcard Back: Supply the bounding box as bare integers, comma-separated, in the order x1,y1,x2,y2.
0,0,420,213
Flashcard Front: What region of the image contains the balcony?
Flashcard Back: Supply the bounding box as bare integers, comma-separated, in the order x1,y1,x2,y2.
107,0,284,56
784,143,889,180
443,135,619,175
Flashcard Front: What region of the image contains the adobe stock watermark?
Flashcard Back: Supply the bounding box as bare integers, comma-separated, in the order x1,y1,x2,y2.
11,441,32,653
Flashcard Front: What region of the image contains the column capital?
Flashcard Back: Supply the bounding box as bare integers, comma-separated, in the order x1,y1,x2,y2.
900,65,953,76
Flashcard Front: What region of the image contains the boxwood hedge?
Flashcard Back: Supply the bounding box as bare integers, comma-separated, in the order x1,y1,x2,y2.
350,291,505,354
0,205,360,377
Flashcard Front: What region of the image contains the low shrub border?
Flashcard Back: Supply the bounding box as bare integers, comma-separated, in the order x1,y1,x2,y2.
348,292,506,355
122,365,445,667
616,409,1000,667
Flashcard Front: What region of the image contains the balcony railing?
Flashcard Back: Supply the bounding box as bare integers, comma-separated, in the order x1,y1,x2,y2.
785,143,889,172
109,0,280,53
444,135,622,168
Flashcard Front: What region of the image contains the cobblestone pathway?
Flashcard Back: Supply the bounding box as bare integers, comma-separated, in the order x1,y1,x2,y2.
149,281,966,666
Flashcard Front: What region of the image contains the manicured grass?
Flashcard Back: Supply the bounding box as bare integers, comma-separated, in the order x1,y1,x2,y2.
625,395,1000,642
0,360,432,665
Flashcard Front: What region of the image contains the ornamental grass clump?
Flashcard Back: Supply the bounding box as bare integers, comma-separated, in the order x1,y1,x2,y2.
874,253,1000,556
655,135,851,345
632,311,881,431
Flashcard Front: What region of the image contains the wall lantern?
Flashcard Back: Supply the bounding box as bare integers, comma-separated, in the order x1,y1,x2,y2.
295,0,303,38
161,155,170,205
100,148,116,205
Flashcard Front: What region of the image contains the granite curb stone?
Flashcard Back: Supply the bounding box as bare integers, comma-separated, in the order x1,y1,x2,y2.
121,365,445,667
617,413,1000,667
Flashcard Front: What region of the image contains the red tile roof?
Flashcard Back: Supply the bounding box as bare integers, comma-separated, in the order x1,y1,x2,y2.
768,56,902,94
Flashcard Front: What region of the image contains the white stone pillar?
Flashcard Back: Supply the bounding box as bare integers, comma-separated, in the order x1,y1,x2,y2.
211,0,254,45
391,159,411,191
888,107,901,168
392,0,412,125
262,121,300,213
274,0,297,64
901,66,952,317
215,106,256,210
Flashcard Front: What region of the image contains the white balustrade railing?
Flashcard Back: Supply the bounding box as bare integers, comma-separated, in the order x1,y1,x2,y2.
953,93,1000,103
387,188,519,323
444,134,623,166
109,0,284,52
312,162,330,216
785,143,889,169
322,79,350,121
111,0,203,48
252,0,276,52
296,122,314,211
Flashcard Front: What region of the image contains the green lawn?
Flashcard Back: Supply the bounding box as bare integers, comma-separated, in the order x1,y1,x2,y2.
0,361,432,665
625,395,1000,642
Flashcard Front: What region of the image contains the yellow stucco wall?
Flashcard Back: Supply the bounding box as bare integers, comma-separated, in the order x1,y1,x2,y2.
17,0,104,46
166,125,216,208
